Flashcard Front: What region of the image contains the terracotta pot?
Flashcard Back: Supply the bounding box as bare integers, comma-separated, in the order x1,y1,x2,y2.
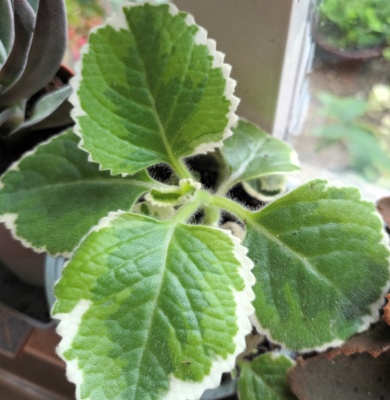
312,17,385,62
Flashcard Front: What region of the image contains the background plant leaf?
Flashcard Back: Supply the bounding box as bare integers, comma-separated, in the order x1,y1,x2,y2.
317,93,367,124
0,0,35,95
0,129,153,255
244,179,390,350
0,0,14,65
10,84,72,134
0,0,67,105
220,120,299,190
72,2,238,176
53,213,254,400
238,353,296,400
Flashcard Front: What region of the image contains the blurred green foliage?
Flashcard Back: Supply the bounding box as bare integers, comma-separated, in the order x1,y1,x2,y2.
315,87,390,186
318,0,390,54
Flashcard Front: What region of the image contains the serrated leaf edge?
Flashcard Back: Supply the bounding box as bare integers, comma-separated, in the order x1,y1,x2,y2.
225,119,300,185
242,180,285,203
164,228,256,400
53,211,256,400
69,0,239,177
250,179,390,352
0,131,73,257
55,299,92,400
188,14,239,155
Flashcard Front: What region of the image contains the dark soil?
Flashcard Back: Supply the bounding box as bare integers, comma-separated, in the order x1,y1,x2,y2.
0,261,50,323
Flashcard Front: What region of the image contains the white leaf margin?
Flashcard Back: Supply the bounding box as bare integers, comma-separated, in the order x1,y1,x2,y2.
53,210,256,400
224,118,300,187
0,131,74,258
249,179,390,353
145,178,201,207
69,0,240,177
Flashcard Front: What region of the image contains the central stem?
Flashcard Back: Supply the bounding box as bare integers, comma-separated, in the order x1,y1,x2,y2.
170,157,193,180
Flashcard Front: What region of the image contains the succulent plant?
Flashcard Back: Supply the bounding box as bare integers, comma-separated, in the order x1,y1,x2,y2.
0,0,73,173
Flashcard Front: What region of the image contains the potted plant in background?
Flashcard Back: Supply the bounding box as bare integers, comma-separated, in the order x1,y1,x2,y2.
0,0,73,354
0,1,389,400
314,0,390,60
0,1,389,399
313,87,390,187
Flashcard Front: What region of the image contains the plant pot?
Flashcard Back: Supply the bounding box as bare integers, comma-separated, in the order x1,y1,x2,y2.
0,65,74,331
0,223,45,286
312,17,385,63
45,255,66,311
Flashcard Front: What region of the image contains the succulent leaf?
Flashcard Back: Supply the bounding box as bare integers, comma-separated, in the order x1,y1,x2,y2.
10,85,72,134
0,0,14,65
0,0,67,105
0,0,35,95
27,0,39,13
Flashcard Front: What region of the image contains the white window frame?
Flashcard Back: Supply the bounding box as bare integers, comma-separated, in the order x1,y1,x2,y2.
174,0,314,139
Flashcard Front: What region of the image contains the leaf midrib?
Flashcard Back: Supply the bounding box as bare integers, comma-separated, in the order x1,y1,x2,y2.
126,14,180,170
133,222,175,399
227,136,266,186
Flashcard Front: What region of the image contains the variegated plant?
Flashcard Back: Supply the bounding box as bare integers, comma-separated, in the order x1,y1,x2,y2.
0,2,389,399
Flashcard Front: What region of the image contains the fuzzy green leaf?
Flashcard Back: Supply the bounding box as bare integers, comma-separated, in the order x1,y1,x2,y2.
238,353,296,400
53,213,254,400
219,120,299,191
242,175,286,203
245,179,390,350
71,2,237,176
0,129,153,255
145,178,201,207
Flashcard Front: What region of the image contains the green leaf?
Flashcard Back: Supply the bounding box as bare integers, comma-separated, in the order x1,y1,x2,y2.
71,2,238,176
53,213,255,400
317,93,367,124
145,178,201,207
0,129,153,255
132,200,175,219
238,353,296,400
242,175,287,203
244,179,390,350
219,120,299,193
